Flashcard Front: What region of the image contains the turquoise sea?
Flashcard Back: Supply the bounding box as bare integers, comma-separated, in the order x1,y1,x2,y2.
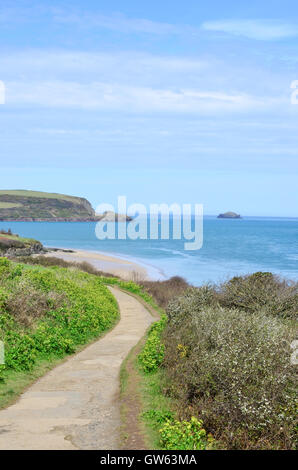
1,216,297,286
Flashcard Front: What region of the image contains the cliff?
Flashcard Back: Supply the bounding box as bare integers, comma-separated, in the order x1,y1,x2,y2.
0,230,44,257
0,190,131,222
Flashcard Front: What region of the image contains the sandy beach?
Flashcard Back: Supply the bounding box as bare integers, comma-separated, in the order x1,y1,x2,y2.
44,248,160,281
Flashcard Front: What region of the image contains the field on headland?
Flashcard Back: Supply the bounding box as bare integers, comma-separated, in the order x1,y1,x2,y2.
0,190,95,221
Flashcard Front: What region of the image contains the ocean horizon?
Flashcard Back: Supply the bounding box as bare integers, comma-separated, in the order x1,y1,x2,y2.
1,215,297,286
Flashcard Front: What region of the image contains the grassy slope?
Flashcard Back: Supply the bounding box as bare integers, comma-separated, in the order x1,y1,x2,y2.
0,233,42,254
0,202,22,209
0,258,119,409
0,233,39,243
0,190,94,220
0,190,82,204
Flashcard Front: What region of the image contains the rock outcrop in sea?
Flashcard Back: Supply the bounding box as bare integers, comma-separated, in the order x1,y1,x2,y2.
217,211,241,219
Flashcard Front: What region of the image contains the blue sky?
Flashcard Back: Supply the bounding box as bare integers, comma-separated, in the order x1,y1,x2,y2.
0,0,298,216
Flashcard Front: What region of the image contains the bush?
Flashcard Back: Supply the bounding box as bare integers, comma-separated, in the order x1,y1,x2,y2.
141,276,190,309
159,416,211,450
218,272,298,318
163,291,297,449
138,315,167,373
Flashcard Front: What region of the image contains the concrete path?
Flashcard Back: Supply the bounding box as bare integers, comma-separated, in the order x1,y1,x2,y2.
0,287,153,450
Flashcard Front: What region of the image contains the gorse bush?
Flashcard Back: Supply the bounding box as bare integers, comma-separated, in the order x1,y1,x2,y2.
0,257,118,376
163,290,297,449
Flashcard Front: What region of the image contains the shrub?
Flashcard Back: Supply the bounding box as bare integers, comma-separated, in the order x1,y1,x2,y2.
141,276,190,309
138,315,167,373
163,291,297,449
159,416,210,450
218,272,298,318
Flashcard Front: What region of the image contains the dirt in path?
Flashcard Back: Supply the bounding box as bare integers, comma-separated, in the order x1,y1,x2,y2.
0,287,153,450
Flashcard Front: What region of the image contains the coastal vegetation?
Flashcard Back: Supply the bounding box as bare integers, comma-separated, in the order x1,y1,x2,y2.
0,257,119,407
137,272,297,450
0,230,44,257
0,190,95,221
0,190,132,221
1,251,297,450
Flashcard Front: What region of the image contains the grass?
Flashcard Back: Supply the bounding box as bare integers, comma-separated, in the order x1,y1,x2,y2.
0,190,83,204
0,233,39,244
0,257,119,408
0,356,65,409
0,202,22,209
139,368,174,449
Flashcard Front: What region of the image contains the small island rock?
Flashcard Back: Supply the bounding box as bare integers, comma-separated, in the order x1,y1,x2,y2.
217,211,241,219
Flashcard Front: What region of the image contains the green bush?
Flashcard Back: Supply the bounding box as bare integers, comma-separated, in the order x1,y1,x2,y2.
159,416,210,450
138,315,167,373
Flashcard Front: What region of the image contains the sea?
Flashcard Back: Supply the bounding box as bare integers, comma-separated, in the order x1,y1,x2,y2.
1,216,297,286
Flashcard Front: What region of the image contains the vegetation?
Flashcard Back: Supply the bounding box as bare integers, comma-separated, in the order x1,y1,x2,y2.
6,253,297,450
136,271,297,450
0,190,95,220
137,315,213,450
139,276,190,309
0,231,43,255
19,255,118,278
161,274,297,450
0,190,84,203
138,315,167,373
0,257,119,405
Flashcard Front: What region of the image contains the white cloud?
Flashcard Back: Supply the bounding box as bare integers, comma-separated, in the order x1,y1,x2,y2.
0,6,187,36
6,80,275,113
0,48,288,115
53,11,180,35
202,19,298,41
0,49,207,84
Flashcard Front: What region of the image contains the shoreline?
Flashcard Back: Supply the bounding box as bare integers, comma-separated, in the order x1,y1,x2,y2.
44,247,165,281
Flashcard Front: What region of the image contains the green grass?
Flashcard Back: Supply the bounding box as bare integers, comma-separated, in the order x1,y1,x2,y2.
139,367,174,449
0,190,83,204
0,233,39,244
0,257,119,407
0,202,22,209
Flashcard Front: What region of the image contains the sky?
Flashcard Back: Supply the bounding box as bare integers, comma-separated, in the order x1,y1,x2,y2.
0,0,298,216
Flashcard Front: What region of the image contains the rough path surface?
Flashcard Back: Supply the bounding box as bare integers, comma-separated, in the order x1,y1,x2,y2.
0,287,153,450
